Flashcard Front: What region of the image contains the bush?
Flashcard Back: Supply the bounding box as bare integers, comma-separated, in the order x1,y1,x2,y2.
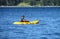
17,2,31,7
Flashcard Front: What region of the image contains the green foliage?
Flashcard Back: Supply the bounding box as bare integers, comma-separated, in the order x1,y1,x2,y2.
0,0,60,6
17,2,30,7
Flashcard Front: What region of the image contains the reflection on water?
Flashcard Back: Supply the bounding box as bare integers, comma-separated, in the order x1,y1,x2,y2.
0,7,60,39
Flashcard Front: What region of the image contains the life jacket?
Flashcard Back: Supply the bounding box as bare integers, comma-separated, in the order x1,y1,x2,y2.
21,20,29,22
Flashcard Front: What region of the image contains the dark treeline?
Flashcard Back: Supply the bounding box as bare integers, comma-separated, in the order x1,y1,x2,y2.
0,0,22,6
0,0,60,6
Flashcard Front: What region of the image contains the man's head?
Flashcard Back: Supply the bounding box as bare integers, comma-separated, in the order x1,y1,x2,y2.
21,15,25,18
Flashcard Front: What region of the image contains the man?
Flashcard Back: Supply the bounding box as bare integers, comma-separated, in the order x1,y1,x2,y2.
20,15,29,22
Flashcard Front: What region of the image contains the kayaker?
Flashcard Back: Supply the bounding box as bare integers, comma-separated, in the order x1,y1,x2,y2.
21,15,29,22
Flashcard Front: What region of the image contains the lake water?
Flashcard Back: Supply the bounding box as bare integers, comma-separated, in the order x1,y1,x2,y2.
0,7,60,39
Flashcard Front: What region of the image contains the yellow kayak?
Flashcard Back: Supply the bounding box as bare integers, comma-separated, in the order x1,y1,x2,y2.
13,20,39,25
